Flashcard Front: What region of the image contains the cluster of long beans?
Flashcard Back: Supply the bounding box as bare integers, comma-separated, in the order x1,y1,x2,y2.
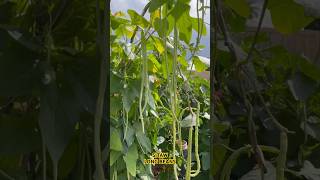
138,29,149,133
181,0,205,178
159,1,204,179
159,2,185,179
184,101,201,180
126,1,205,179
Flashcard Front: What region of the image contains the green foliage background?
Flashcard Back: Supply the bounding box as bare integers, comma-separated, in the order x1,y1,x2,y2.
0,0,108,179
211,0,320,179
0,0,320,180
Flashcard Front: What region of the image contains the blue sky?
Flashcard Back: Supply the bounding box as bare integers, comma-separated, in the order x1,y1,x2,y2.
111,0,210,58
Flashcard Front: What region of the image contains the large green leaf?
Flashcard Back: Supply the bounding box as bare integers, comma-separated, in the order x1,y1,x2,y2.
39,81,81,164
123,144,139,177
193,56,208,72
224,0,251,18
110,73,123,94
201,152,210,171
153,17,170,37
122,79,140,112
111,14,131,30
177,12,192,44
298,57,320,82
125,124,135,147
57,135,78,178
128,9,149,28
301,116,320,141
64,56,100,114
149,54,161,72
268,0,314,34
122,89,135,113
287,72,317,101
152,36,165,54
110,127,123,152
191,17,207,36
110,150,122,166
170,0,190,21
147,91,156,110
149,0,166,12
225,8,247,32
136,129,152,153
166,14,175,35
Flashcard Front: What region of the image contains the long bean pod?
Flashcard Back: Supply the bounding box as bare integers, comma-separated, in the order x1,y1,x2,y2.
171,18,179,180
186,126,194,180
139,30,147,133
276,132,288,180
190,101,201,177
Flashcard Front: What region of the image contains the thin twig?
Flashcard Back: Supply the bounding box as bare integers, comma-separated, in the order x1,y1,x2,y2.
239,70,266,178
0,169,15,180
51,0,68,30
0,98,15,111
244,0,269,63
214,0,240,63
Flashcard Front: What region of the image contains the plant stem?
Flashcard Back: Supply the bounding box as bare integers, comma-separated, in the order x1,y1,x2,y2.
186,126,193,180
302,102,308,144
86,143,93,180
245,0,269,63
53,163,58,180
94,0,107,179
139,30,146,133
42,140,47,180
0,169,15,180
172,15,179,180
190,101,201,177
276,132,288,180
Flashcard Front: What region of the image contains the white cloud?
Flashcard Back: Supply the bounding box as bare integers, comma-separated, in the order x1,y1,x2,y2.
111,0,147,13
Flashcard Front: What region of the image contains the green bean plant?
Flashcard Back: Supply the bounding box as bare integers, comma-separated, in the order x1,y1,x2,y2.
110,0,210,179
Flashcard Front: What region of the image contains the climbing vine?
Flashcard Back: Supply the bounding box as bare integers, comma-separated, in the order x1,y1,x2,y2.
110,0,210,179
